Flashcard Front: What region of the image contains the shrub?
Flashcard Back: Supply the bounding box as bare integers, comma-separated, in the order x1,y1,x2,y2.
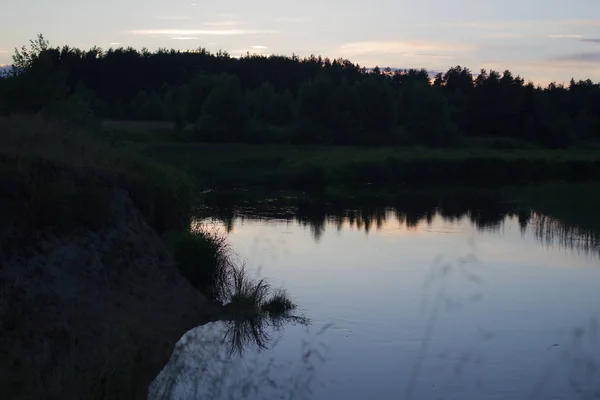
164,226,300,323
0,115,196,233
163,228,232,302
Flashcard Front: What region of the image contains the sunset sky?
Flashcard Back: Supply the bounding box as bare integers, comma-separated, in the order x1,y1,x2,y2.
1,0,599,84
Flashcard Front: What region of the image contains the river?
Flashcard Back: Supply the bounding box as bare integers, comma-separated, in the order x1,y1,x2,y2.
150,188,600,400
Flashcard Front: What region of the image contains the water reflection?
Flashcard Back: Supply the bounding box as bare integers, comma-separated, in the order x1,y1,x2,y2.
531,214,600,256
197,191,600,257
224,312,309,356
150,313,312,400
155,189,600,400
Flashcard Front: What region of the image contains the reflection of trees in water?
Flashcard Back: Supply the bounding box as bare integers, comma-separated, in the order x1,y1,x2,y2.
196,194,600,257
531,213,600,257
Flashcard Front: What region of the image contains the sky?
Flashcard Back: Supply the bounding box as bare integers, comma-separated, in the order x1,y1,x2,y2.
1,0,599,84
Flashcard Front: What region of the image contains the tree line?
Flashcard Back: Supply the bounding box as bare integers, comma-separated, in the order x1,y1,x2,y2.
1,35,599,148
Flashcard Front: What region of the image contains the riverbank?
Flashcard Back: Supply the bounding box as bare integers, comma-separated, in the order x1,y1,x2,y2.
0,116,215,399
139,142,600,189
0,116,302,399
0,118,220,399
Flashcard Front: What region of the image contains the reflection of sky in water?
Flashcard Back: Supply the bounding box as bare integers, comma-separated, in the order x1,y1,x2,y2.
154,213,600,400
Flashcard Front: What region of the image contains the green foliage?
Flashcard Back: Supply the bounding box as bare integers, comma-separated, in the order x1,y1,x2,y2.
144,143,600,189
11,34,51,73
0,115,195,234
271,89,295,125
357,76,397,138
128,162,195,233
3,35,600,147
197,75,248,141
223,267,271,319
329,78,362,144
163,229,232,302
40,94,98,127
163,226,299,320
222,265,297,320
297,72,333,128
398,83,456,146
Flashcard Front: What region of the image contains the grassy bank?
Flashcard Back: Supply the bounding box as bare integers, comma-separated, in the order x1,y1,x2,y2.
0,115,298,318
0,116,195,236
164,226,297,317
140,143,600,189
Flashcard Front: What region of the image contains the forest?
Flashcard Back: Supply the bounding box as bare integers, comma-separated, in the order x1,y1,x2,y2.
1,35,599,148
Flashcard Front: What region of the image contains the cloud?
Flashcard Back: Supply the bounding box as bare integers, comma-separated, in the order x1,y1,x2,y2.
581,38,600,44
460,19,600,29
485,33,524,39
154,16,194,21
569,19,600,27
230,50,271,58
109,42,121,46
554,52,600,63
131,28,276,36
275,17,312,23
204,20,244,27
171,36,201,40
402,53,453,59
493,59,600,85
230,46,269,55
548,34,583,39
338,40,475,57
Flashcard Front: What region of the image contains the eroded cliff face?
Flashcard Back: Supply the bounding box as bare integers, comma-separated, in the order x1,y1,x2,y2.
0,188,218,400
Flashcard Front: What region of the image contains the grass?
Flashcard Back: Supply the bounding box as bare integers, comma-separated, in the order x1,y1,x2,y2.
0,115,196,235
163,228,233,302
102,120,191,145
223,266,297,318
164,224,304,359
164,224,299,321
138,142,600,189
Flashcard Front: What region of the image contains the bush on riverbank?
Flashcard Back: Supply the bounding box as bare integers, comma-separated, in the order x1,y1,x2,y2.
0,116,195,237
164,225,298,318
163,229,232,302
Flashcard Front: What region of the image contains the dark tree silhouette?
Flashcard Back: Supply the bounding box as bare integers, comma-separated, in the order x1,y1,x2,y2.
1,36,599,147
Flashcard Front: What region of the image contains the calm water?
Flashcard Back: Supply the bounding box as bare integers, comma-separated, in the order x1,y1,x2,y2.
151,193,600,400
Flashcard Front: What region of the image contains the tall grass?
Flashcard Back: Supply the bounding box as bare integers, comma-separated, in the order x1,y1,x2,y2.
164,225,299,321
163,229,233,302
0,115,196,234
